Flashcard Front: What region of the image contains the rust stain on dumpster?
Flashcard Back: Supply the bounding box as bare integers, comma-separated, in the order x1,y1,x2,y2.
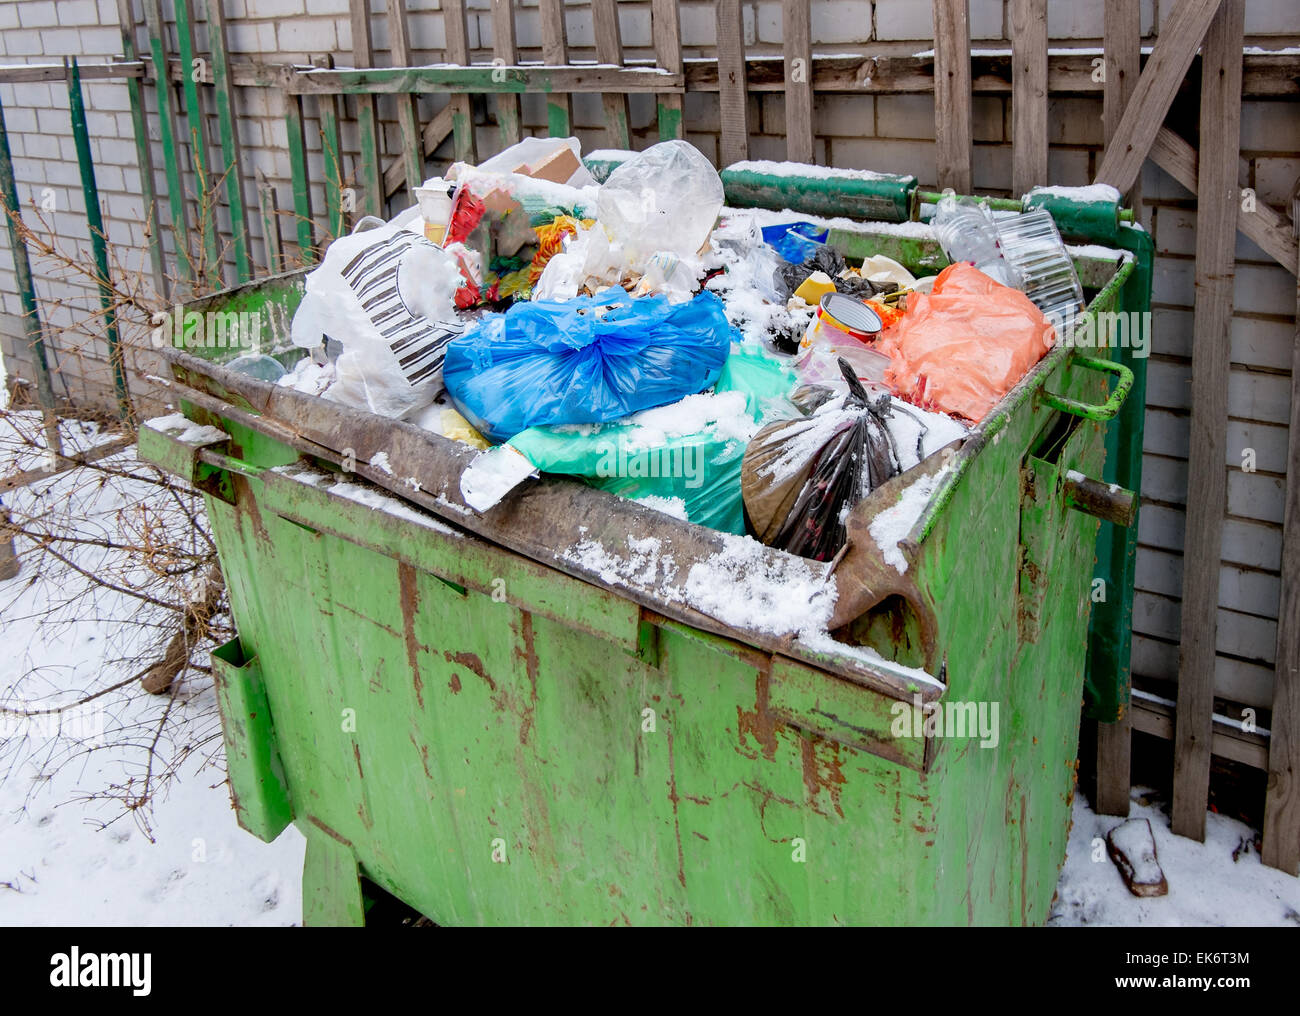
444,650,495,693
665,720,687,889
398,563,424,708
736,664,780,761
800,737,847,818
513,612,541,746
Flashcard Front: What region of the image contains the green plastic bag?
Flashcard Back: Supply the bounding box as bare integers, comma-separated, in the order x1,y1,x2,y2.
508,346,797,534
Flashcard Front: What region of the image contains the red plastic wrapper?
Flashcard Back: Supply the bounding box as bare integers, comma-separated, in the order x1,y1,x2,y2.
445,187,486,246
878,262,1055,423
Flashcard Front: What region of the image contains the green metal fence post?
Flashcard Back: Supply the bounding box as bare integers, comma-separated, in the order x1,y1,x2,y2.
67,58,132,422
0,92,63,457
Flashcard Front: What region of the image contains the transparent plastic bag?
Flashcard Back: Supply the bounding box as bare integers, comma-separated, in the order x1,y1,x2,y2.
930,195,1019,288
597,140,724,264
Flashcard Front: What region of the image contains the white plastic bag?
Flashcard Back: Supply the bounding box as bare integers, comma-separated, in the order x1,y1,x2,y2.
597,140,724,265
289,219,464,419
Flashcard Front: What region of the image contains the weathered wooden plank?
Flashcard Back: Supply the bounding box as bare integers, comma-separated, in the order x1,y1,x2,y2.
168,51,1300,99
386,0,425,195
1010,0,1047,196
290,64,683,96
782,0,813,164
716,0,749,166
1094,0,1222,195
538,0,572,137
933,0,973,193
1172,0,1244,844
443,0,477,162
1261,187,1300,875
173,0,222,288
313,55,345,246
490,0,522,147
1093,0,1143,817
1149,127,1297,273
255,168,282,275
351,0,383,219
282,91,314,263
0,61,144,83
651,0,684,139
114,0,165,297
1103,0,1142,212
382,104,456,199
593,0,631,150
205,0,251,281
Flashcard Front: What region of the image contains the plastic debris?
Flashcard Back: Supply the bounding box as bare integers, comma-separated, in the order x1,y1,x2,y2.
443,288,734,443
878,262,1056,423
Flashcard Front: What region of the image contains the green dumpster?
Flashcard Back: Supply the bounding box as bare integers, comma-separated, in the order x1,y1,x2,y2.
138,186,1149,926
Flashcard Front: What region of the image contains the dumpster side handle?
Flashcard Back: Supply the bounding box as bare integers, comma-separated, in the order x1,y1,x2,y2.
1037,354,1134,422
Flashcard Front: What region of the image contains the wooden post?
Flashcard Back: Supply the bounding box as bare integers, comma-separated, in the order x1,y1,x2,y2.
491,0,522,148
1102,0,1142,209
1171,0,1244,843
716,0,749,166
141,0,193,287
255,168,283,275
114,0,166,298
1094,0,1223,195
593,0,631,150
444,0,478,162
387,0,426,195
313,55,345,247
173,0,222,290
651,0,684,141
283,91,315,263
538,0,572,138
205,0,252,282
1093,0,1143,819
1261,185,1300,875
351,0,384,219
782,0,814,164
1009,0,1047,196
933,0,973,193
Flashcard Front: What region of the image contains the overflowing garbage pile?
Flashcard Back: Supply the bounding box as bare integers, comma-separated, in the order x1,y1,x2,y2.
275,138,1083,563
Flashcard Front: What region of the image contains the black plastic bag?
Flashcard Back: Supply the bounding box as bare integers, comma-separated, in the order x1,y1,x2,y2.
742,359,923,561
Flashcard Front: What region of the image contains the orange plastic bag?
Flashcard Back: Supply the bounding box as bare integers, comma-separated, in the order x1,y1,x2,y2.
878,262,1055,423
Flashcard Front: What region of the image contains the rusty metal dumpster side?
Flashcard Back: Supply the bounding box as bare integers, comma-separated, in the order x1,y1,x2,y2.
137,226,1140,925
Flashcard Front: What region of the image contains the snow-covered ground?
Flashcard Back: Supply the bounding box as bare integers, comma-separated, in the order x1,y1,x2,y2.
1052,790,1300,926
0,408,304,926
0,409,1295,926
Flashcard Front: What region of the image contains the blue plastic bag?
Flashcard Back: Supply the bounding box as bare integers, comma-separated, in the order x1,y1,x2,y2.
444,288,734,443
760,221,829,264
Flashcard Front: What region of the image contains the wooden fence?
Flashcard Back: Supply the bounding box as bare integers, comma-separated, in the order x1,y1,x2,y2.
1,0,1297,875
